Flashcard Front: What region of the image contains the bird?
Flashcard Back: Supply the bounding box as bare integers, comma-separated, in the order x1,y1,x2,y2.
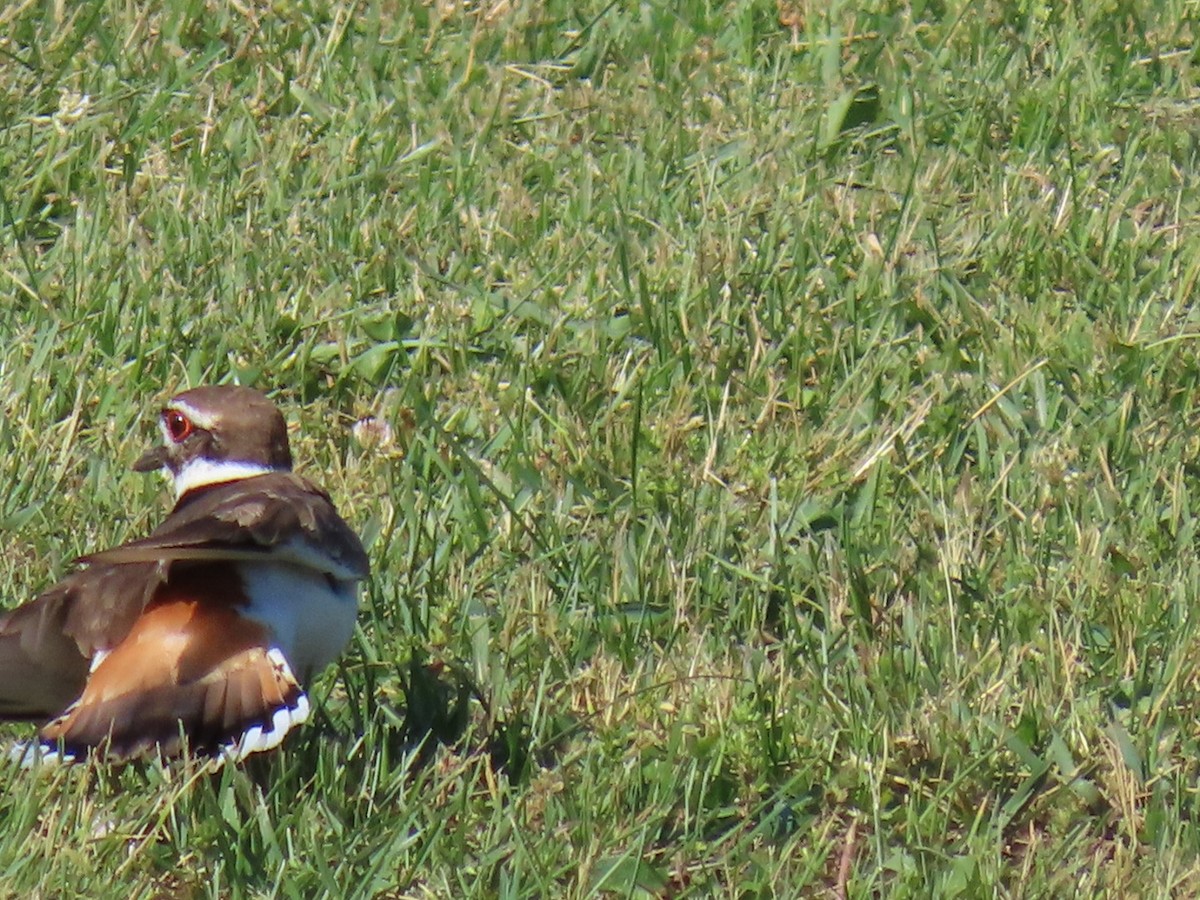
0,385,368,763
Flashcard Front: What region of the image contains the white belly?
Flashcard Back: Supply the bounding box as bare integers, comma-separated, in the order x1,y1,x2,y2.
237,561,360,683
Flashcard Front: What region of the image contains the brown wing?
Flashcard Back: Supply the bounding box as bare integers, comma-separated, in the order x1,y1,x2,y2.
81,472,369,580
0,561,165,720
36,589,308,761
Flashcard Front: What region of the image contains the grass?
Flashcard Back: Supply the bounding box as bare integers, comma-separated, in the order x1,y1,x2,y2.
2,0,1200,895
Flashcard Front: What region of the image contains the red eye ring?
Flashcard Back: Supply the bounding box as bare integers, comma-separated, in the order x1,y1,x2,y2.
163,409,194,443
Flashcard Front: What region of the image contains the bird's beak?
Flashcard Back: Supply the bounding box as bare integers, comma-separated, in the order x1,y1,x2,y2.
133,446,169,473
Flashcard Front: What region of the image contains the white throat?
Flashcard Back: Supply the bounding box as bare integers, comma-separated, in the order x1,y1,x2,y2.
171,458,280,499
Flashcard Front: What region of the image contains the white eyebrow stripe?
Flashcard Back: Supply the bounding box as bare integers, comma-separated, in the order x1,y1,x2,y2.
166,399,217,430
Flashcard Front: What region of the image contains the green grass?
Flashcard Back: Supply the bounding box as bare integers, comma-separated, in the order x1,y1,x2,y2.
3,0,1200,895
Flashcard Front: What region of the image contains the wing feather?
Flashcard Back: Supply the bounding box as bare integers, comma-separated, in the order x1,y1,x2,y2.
37,599,308,761
80,473,368,580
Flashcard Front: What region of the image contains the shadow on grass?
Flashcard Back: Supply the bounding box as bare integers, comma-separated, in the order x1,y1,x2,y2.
240,652,582,793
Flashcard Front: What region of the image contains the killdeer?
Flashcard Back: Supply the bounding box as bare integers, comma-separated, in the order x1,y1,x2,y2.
0,385,368,763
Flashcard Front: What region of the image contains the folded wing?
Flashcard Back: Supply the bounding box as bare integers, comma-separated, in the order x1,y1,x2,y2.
37,587,308,761
81,472,369,580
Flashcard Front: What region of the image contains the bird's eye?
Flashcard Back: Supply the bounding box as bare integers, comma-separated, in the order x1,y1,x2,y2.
163,409,194,442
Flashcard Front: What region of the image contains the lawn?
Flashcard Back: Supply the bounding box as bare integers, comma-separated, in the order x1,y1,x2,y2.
2,0,1200,896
